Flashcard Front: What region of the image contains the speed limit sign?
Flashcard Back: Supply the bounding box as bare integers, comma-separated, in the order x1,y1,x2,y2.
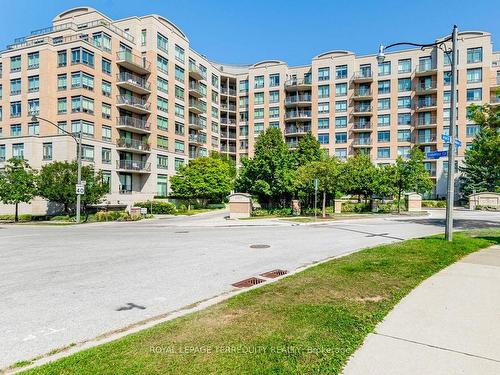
76,184,85,195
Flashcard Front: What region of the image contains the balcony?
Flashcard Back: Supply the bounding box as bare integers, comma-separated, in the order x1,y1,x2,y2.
352,138,373,147
413,135,437,145
284,125,312,135
352,105,373,116
414,116,438,128
285,110,312,121
415,81,438,95
221,145,236,153
188,99,204,114
220,103,237,112
415,62,438,76
285,94,312,107
490,76,500,89
188,115,203,130
116,116,151,134
116,95,151,114
116,51,151,75
414,98,437,111
188,134,205,145
116,138,151,154
352,122,373,131
221,131,237,139
491,96,500,106
116,72,151,94
352,70,373,82
188,62,204,80
286,140,298,148
220,118,237,126
352,88,372,100
188,82,204,98
116,160,151,173
221,87,237,96
285,77,312,91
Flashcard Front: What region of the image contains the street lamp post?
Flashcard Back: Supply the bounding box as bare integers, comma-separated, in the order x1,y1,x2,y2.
377,25,458,241
32,115,83,223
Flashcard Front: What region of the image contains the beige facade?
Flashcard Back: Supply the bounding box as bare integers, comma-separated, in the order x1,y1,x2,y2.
0,7,499,211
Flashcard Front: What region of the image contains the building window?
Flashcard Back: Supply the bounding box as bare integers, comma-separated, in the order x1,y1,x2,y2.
335,65,347,79
397,78,411,92
335,116,347,128
71,71,94,90
254,92,264,105
57,98,67,114
101,58,111,75
102,125,111,142
397,146,411,158
335,100,347,112
157,96,168,112
254,108,264,119
81,145,94,162
175,122,184,135
10,78,21,95
316,85,329,99
397,113,412,126
335,83,347,97
174,158,184,171
398,59,411,73
378,61,391,76
157,55,168,74
239,79,249,92
466,68,482,83
212,74,219,88
57,74,67,90
269,74,280,87
174,44,185,63
318,118,330,129
335,132,347,144
92,32,112,52
378,114,390,127
318,67,330,81
175,85,184,100
467,47,482,63
153,136,168,152
378,80,391,94
318,134,329,144
157,33,168,52
269,107,279,118
335,148,347,159
71,47,94,67
378,98,390,110
12,143,24,159
140,29,147,46
175,65,184,82
377,147,390,159
157,155,168,170
254,75,264,89
269,91,279,103
377,130,390,143
397,96,411,109
175,140,185,154
71,120,94,137
57,51,67,67
102,80,111,97
10,56,21,72
0,145,5,161
156,175,168,197
174,104,184,119
157,115,168,131
466,124,480,137
157,77,168,93
254,123,264,135
10,102,22,118
318,102,330,114
397,129,411,142
11,124,22,136
466,88,482,102
71,96,94,114
28,122,39,135
101,147,111,164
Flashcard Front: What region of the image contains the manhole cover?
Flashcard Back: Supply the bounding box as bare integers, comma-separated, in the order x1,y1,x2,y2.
232,277,266,288
250,244,270,249
260,269,288,278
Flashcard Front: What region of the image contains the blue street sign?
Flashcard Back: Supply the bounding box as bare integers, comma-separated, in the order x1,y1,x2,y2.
426,150,448,159
454,139,462,148
441,134,451,143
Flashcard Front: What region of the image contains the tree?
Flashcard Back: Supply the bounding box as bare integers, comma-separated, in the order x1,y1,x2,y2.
343,155,377,202
383,148,433,213
170,156,234,207
209,151,237,179
292,133,324,167
38,161,108,215
459,104,500,197
235,128,294,207
294,157,346,217
0,158,37,222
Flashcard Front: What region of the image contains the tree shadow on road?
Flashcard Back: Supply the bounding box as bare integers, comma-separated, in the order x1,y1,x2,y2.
399,218,500,230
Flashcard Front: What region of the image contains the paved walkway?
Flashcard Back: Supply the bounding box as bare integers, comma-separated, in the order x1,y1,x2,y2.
343,245,500,375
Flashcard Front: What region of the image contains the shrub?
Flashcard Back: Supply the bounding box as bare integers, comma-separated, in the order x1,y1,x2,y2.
251,207,291,217
95,211,131,222
422,200,447,208
342,202,371,213
377,203,398,213
207,203,226,209
134,201,177,215
177,204,187,213
50,215,72,221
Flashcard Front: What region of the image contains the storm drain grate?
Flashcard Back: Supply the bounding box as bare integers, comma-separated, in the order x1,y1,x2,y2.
260,269,288,278
232,277,266,288
250,244,270,249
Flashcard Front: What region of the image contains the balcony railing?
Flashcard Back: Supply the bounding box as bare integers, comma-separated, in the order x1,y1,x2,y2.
221,145,236,153
188,62,204,79
416,62,437,73
116,138,150,151
353,122,372,130
221,132,237,139
285,94,312,104
116,160,151,172
189,99,204,112
117,95,150,111
188,134,205,143
415,98,437,109
353,88,372,97
116,51,151,72
221,87,237,96
352,138,372,145
284,126,312,134
116,116,150,131
285,110,312,119
117,72,150,91
285,77,312,87
189,82,205,96
415,81,437,92
220,103,237,112
220,118,237,126
414,136,437,143
353,105,372,113
415,116,438,126
352,71,373,80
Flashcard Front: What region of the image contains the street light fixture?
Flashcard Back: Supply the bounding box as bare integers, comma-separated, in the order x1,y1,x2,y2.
31,115,83,223
377,25,458,241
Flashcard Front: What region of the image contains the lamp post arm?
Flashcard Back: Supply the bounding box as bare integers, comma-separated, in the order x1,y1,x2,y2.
384,36,452,51
34,115,78,143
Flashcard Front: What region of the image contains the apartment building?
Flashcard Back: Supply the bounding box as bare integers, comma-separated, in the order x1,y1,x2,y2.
0,7,499,213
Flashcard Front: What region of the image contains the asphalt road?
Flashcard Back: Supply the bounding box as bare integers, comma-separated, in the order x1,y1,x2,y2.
1,209,499,368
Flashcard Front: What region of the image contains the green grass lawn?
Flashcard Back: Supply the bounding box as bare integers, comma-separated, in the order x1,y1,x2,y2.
19,229,500,375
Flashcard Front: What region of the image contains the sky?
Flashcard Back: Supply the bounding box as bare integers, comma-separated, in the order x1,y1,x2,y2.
1,0,499,66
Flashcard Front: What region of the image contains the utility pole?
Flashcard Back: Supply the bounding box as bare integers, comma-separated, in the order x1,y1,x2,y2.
76,130,83,223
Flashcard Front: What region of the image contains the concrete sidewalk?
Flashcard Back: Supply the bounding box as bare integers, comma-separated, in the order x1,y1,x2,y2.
343,245,500,375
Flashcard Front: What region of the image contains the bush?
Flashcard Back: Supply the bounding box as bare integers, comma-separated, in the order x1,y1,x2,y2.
377,203,399,213
251,208,291,217
134,201,177,214
342,202,371,213
95,211,132,222
177,204,187,213
50,215,72,221
422,200,446,208
207,203,226,209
